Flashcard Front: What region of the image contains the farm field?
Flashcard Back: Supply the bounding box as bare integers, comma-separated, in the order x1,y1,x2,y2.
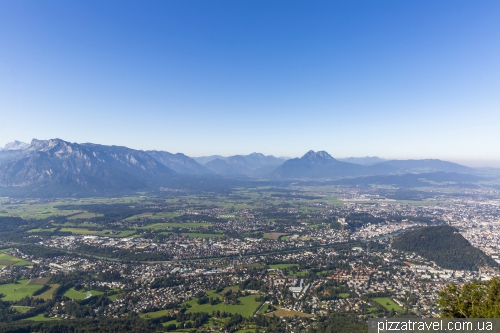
124,212,180,221
181,290,262,317
268,264,298,269
34,284,60,300
11,306,32,313
0,279,44,301
67,212,104,220
58,228,135,238
27,228,57,233
64,287,104,300
137,222,213,230
267,307,312,318
372,297,403,311
25,313,61,321
263,232,288,240
0,253,32,267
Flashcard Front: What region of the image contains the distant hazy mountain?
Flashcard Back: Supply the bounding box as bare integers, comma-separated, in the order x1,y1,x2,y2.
333,171,484,187
204,158,238,175
200,153,288,177
0,139,176,197
146,150,213,175
338,156,387,165
193,155,226,165
374,159,474,174
270,150,379,178
271,151,475,179
1,140,29,151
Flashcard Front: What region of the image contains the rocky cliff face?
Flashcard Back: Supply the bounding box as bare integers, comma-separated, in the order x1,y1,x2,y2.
0,139,176,196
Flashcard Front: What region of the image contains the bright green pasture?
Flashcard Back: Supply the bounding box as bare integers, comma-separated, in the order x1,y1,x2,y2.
372,297,402,311
182,290,261,317
27,228,57,233
11,306,32,313
258,304,269,314
0,280,43,301
0,253,32,267
124,212,180,221
68,212,104,220
107,293,124,301
64,287,104,300
34,284,60,300
140,309,171,319
137,222,213,230
25,313,61,321
58,228,135,237
268,264,298,269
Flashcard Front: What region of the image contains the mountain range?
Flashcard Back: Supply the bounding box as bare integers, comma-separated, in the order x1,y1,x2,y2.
0,139,483,197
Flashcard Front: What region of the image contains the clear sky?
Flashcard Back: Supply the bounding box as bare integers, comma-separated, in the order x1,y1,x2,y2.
1,1,499,166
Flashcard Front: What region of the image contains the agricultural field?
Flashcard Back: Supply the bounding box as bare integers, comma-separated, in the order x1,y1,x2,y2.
266,307,313,318
0,279,44,301
25,313,61,321
67,212,104,220
27,228,57,233
181,290,262,318
0,253,32,267
58,228,135,238
263,232,289,240
268,264,298,270
124,212,181,221
137,222,213,230
64,287,104,300
11,306,32,313
372,297,403,311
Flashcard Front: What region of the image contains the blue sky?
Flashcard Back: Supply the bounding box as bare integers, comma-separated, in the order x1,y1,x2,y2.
1,1,499,166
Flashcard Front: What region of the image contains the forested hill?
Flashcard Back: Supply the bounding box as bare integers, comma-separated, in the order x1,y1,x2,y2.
392,226,497,271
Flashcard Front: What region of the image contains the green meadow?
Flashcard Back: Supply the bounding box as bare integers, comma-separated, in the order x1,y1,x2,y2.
0,280,44,301
372,297,402,311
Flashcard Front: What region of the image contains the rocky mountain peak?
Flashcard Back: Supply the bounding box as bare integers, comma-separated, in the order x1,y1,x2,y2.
301,150,335,161
2,140,29,151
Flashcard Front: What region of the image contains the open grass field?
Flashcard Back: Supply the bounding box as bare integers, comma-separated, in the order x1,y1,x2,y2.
0,279,43,301
263,232,289,240
268,264,298,269
182,233,223,238
137,222,213,230
372,297,402,311
25,313,61,321
140,309,171,319
27,277,50,285
267,307,312,318
58,228,135,238
0,253,32,267
27,228,57,233
124,212,181,221
34,284,60,300
107,293,124,301
257,303,269,315
11,306,32,313
67,212,104,220
181,290,261,317
64,287,104,300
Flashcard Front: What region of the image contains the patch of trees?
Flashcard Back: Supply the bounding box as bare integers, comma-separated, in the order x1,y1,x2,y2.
74,244,170,261
32,284,51,296
392,226,497,271
438,277,500,318
345,213,385,230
